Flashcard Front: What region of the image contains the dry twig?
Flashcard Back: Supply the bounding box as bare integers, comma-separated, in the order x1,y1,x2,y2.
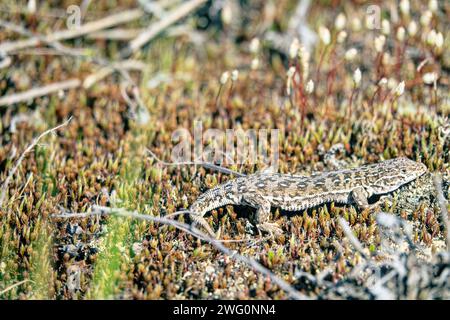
83,60,147,89
146,148,246,177
86,28,143,40
0,280,34,296
123,0,206,57
0,79,81,107
0,117,72,207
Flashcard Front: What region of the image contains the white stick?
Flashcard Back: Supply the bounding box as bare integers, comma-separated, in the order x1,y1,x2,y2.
124,0,206,56
0,79,81,106
83,60,146,89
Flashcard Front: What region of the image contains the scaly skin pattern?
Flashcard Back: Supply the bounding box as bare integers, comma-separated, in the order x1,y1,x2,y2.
189,157,428,237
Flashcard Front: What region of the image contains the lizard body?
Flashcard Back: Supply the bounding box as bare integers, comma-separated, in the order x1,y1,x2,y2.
189,157,428,237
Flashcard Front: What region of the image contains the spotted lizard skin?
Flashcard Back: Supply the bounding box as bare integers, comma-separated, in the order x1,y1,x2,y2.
189,157,428,237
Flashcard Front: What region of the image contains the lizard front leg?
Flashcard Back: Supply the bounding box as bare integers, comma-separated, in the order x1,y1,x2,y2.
242,193,282,237
351,187,395,212
350,186,369,210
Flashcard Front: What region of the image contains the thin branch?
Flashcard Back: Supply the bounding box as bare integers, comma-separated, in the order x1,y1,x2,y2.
0,117,72,207
0,18,88,57
0,9,144,54
83,60,146,89
6,48,79,56
0,79,81,107
146,148,246,177
433,174,450,250
52,205,307,300
0,279,34,296
123,0,206,57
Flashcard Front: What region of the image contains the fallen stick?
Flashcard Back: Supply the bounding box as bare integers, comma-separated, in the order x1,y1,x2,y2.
0,279,34,296
0,18,88,58
146,148,246,177
0,117,72,207
86,28,143,40
0,79,81,106
0,9,144,54
123,0,206,57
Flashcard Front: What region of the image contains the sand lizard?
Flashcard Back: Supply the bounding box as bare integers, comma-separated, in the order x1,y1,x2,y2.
189,157,428,237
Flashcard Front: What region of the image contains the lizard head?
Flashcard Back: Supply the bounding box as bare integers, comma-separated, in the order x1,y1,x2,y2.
371,157,428,194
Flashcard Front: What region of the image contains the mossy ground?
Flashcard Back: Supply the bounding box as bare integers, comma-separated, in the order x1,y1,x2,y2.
0,0,448,299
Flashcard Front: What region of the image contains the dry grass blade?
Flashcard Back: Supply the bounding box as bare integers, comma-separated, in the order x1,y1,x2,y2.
0,117,72,207
0,18,88,57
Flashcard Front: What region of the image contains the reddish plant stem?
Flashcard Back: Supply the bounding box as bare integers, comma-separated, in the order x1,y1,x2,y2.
348,88,355,124
314,45,328,107
370,86,380,109
326,50,338,111
293,65,306,134
375,52,383,80
225,83,234,112
394,41,407,80
316,46,328,83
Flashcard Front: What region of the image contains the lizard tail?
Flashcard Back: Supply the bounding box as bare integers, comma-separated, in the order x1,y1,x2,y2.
189,180,239,239
190,213,219,239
